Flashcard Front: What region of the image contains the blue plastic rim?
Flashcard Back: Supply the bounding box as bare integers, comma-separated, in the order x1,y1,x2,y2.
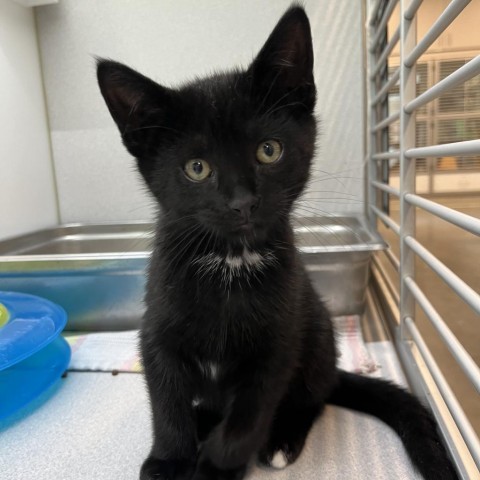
0,291,68,371
0,291,70,423
0,336,71,421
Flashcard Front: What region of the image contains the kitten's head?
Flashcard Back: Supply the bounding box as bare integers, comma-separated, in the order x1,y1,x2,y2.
97,6,316,248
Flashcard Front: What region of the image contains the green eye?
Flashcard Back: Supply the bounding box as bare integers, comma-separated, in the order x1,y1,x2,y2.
184,159,212,182
256,140,283,164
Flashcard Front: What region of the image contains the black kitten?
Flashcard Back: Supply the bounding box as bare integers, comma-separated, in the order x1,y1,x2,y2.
97,6,457,480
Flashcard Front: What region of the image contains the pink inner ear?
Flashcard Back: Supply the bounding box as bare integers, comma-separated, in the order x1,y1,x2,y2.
106,83,145,128
274,23,309,68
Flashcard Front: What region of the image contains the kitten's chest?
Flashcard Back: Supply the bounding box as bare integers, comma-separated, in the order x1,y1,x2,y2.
178,250,290,356
188,248,284,324
191,248,277,287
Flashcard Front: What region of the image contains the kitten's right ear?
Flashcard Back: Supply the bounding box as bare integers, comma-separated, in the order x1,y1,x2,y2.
248,6,316,114
97,60,174,156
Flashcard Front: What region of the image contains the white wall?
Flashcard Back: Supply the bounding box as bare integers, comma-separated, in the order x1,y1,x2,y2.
0,0,58,240
35,0,365,223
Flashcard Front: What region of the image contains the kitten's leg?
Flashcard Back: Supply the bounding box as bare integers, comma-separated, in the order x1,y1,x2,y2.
192,461,247,480
140,353,198,480
258,381,322,469
195,405,222,443
193,369,289,480
258,315,336,470
256,286,337,470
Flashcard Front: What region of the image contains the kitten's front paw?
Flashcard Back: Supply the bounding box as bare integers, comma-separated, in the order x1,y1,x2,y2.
258,437,305,470
140,456,196,480
258,446,292,469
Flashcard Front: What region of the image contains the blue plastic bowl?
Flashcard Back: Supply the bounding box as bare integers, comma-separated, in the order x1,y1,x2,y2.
0,291,71,420
0,291,68,371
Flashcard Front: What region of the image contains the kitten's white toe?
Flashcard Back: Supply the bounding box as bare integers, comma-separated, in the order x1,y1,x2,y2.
270,450,288,469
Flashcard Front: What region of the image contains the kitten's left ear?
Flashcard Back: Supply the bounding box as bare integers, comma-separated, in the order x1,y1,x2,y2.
248,5,316,113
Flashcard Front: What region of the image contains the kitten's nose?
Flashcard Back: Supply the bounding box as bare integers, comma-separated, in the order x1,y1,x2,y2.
228,193,260,222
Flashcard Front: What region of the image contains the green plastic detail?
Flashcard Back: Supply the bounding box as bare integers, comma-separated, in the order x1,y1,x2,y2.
0,302,9,328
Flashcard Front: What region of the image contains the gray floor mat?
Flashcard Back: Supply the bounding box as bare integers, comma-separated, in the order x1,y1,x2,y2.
0,341,421,479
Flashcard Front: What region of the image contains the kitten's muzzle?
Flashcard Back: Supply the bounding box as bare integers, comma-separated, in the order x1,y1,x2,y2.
228,194,261,224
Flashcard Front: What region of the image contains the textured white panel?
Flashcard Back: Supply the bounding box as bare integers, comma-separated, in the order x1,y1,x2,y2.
0,0,58,240
36,0,364,223
51,129,156,223
305,1,365,216
13,0,58,7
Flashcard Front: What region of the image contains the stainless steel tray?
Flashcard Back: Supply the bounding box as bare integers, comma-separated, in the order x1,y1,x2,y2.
0,217,386,330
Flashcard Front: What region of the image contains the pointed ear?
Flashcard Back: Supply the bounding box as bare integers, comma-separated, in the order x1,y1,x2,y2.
97,60,175,157
248,6,316,113
97,60,158,132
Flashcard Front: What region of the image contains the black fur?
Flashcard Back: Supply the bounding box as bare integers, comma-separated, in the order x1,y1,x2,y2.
97,6,457,480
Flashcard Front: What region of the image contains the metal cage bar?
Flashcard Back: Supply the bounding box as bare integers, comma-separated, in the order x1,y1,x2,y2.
384,247,401,272
372,254,401,305
370,0,400,51
367,0,480,475
371,180,400,197
369,0,384,26
404,236,480,314
406,139,480,158
399,0,417,350
371,205,401,234
371,27,400,78
405,317,480,469
371,67,400,105
404,0,472,68
373,111,401,132
405,55,480,114
404,0,423,20
404,276,480,392
405,193,480,236
372,150,400,160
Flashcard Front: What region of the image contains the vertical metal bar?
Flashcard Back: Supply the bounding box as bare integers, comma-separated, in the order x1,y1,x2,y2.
429,60,438,193
404,0,423,20
368,5,379,230
369,0,383,26
404,318,480,474
401,320,479,478
399,0,417,340
362,0,368,223
370,0,400,51
381,67,391,215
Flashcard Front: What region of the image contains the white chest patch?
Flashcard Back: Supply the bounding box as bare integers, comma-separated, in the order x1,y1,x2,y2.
193,248,276,284
198,360,219,380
